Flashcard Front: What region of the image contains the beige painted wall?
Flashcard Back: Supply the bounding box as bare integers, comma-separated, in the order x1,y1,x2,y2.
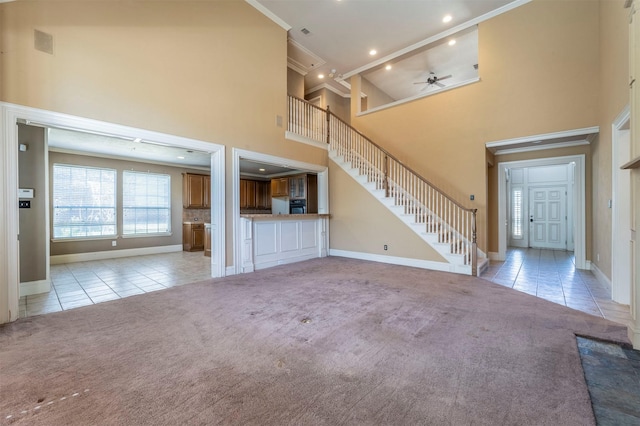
18,124,47,283
49,151,207,256
287,68,305,98
487,145,592,254
361,76,395,111
305,87,351,123
348,0,600,254
592,0,630,279
329,162,446,262
1,1,328,267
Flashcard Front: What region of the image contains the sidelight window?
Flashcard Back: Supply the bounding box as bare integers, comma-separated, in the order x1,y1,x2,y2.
512,188,523,239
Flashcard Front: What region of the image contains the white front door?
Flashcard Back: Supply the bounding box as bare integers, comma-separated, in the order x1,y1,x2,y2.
529,186,567,250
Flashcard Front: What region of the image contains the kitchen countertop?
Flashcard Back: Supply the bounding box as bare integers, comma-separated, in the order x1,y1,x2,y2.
240,213,330,219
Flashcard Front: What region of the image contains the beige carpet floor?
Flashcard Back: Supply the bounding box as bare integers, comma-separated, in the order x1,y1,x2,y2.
0,257,630,425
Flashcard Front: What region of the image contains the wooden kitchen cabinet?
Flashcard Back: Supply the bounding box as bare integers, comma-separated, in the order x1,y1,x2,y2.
183,173,211,209
183,222,205,251
271,177,289,197
256,181,271,209
240,179,256,209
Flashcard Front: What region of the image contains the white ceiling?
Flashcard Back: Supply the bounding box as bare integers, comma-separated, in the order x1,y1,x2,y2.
253,0,526,95
47,128,308,177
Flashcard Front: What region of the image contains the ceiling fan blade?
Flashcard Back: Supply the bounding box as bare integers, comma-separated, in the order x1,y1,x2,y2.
413,81,428,84
436,82,445,88
438,75,452,81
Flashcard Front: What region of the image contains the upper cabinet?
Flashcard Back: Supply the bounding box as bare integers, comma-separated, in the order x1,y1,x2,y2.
241,179,271,210
289,175,306,200
271,177,289,198
183,173,211,209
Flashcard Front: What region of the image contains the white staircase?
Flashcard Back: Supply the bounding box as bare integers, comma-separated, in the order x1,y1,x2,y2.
329,149,488,276
287,94,488,276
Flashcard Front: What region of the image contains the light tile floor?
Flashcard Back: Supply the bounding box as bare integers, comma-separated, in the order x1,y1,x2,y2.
481,248,635,331
19,251,212,318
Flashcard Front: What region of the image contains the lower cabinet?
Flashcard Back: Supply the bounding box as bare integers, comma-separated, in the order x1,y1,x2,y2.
183,222,204,251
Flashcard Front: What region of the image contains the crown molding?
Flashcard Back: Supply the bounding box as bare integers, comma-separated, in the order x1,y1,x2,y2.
342,0,531,80
493,140,590,156
486,126,599,149
245,0,291,31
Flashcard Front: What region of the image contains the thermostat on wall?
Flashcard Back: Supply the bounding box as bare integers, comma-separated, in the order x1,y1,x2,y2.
18,188,34,199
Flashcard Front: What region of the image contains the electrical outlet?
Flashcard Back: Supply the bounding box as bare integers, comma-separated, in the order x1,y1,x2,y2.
112,240,117,247
384,244,388,251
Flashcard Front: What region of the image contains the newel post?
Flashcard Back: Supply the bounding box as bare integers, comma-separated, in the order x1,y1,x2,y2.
326,105,331,145
471,209,478,276
384,155,389,198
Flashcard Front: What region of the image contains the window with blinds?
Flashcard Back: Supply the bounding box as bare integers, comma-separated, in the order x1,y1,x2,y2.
53,164,117,239
512,188,523,239
123,171,171,235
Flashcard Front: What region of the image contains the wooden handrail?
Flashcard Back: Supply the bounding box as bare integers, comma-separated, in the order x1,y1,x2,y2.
324,106,474,213
287,94,480,274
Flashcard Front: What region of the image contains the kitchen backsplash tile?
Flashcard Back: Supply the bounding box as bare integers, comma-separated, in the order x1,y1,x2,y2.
183,209,211,223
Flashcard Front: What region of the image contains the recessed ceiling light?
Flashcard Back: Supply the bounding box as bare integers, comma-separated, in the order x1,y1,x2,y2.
385,64,392,71
443,15,452,23
318,73,324,79
369,49,377,56
448,39,456,46
177,156,185,159
259,168,266,172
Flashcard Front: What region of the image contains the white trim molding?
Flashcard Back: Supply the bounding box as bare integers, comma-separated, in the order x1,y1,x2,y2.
244,0,292,31
50,244,183,265
0,102,226,324
590,262,612,291
329,249,453,272
493,140,590,156
231,148,329,275
496,154,587,269
488,251,503,261
20,279,51,297
341,0,531,80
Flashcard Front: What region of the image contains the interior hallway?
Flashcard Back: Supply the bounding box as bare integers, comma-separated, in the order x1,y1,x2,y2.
481,247,634,331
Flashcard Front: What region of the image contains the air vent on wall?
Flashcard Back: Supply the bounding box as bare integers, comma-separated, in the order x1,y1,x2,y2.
34,29,54,55
300,28,311,35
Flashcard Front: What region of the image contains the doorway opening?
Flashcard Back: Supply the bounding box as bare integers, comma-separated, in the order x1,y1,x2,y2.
611,105,631,305
497,155,586,269
1,103,225,322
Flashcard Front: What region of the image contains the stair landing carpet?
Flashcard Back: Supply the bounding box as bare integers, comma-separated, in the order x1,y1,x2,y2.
0,257,629,425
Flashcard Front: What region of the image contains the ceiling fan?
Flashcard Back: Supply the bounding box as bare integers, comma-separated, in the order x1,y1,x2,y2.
413,72,452,89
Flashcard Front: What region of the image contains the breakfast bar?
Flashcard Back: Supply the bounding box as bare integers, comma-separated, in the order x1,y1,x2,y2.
238,213,330,273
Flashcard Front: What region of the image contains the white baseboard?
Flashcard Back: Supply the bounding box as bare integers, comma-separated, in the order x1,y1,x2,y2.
329,249,453,273
488,252,503,262
631,324,640,350
20,279,51,297
584,260,592,270
590,263,612,290
50,244,183,265
225,266,237,276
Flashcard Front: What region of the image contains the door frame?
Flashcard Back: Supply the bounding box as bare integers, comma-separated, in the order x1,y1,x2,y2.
497,154,586,268
0,102,226,324
611,105,631,304
231,148,329,275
